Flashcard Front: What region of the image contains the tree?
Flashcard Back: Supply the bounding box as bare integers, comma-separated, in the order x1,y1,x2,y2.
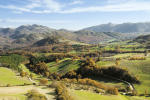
45,71,49,77
70,78,77,84
115,61,119,66
40,79,48,84
77,74,82,79
145,90,148,95
20,71,25,77
55,59,59,63
113,88,119,95
30,73,34,79
25,72,29,76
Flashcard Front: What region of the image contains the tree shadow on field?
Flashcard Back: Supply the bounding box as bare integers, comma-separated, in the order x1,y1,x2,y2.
41,87,48,89
46,90,56,98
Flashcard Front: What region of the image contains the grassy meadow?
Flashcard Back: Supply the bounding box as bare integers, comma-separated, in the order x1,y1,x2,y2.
0,67,32,86
68,89,128,100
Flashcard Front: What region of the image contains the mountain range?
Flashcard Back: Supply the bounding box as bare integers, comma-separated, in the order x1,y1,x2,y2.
82,22,150,33
1,22,150,48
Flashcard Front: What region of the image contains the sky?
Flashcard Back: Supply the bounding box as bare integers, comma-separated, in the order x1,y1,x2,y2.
1,0,150,30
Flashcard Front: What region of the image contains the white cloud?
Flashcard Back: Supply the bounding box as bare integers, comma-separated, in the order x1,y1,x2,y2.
69,0,84,5
0,0,150,13
60,0,150,13
3,26,6,28
0,18,10,22
108,0,128,3
0,5,30,12
2,26,13,28
12,11,22,14
0,18,74,23
8,26,13,28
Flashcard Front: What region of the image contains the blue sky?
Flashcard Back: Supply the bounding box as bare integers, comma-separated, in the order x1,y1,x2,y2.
1,0,150,30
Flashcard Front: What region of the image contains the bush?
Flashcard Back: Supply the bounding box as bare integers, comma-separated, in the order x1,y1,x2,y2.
95,88,102,93
40,79,48,85
27,89,47,100
6,84,10,87
24,83,27,85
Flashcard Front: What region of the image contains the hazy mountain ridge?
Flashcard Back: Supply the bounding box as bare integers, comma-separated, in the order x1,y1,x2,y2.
9,24,55,39
12,30,129,47
58,28,74,32
32,36,60,47
0,28,15,37
83,22,150,33
12,31,77,45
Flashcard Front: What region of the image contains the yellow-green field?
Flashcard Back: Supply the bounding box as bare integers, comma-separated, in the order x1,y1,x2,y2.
0,85,55,100
97,54,150,94
0,67,32,86
68,89,128,100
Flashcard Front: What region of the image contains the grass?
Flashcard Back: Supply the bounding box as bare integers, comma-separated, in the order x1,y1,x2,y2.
96,61,114,66
49,59,82,75
97,54,150,94
0,85,55,100
46,58,70,67
126,95,150,100
0,67,32,86
33,53,60,56
68,89,129,100
112,53,136,58
95,52,150,94
85,76,127,88
0,93,27,100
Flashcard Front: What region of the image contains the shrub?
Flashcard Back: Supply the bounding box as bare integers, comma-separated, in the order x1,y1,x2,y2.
6,84,10,87
40,79,48,85
95,88,102,93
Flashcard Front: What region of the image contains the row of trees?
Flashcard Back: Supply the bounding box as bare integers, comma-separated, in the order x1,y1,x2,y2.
20,71,34,78
128,57,146,60
30,54,79,64
62,78,119,95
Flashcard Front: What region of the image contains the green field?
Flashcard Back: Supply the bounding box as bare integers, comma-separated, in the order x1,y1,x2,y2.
0,67,32,86
33,52,60,56
85,76,127,88
96,54,150,94
68,89,128,100
48,59,81,75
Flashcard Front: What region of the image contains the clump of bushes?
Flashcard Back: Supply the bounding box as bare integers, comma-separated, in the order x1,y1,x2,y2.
128,57,146,60
55,83,74,100
27,89,47,100
116,57,122,60
40,79,48,85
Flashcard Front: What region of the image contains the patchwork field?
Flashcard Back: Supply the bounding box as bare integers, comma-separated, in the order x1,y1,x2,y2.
47,59,82,75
